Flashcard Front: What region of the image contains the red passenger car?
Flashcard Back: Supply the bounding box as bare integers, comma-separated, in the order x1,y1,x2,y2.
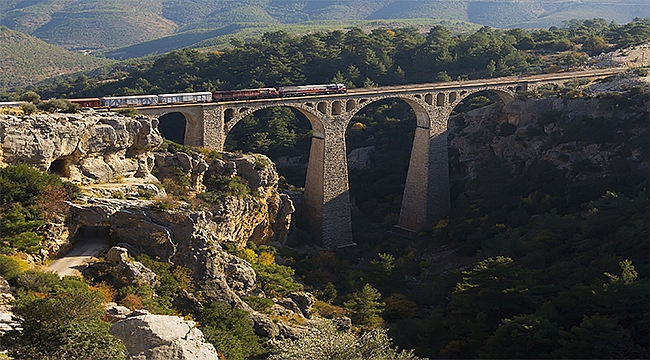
67,98,101,108
212,88,279,101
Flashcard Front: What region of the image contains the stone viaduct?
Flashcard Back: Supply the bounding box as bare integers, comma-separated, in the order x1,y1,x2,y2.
137,68,625,248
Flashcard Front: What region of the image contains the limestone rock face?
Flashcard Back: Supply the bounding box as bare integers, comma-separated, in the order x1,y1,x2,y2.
105,246,158,288
109,312,219,360
153,151,208,192
449,77,649,183
0,112,163,183
68,153,295,330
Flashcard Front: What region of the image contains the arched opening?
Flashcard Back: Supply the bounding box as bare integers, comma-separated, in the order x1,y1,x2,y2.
48,158,70,177
158,112,187,144
345,98,417,247
346,100,356,112
425,94,433,105
332,101,342,115
225,105,319,243
436,93,445,106
317,102,327,114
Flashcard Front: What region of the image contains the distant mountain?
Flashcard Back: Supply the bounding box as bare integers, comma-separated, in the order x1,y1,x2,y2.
0,27,113,90
2,0,648,52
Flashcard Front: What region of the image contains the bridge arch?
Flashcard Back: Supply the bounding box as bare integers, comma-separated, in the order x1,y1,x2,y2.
224,103,325,139
137,106,205,147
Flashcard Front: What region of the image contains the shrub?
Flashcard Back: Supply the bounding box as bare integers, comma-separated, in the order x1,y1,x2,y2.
0,254,25,279
19,102,37,115
116,107,139,118
36,98,79,113
4,271,126,359
243,296,274,313
268,320,421,360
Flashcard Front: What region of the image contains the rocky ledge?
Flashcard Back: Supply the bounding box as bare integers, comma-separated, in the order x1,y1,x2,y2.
0,111,162,183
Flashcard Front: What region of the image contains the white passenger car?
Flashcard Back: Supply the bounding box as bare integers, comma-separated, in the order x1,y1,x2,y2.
157,92,212,104
100,95,159,107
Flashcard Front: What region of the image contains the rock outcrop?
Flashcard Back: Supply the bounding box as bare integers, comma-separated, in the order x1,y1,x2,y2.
0,277,19,336
0,111,163,183
104,246,158,288
109,311,219,360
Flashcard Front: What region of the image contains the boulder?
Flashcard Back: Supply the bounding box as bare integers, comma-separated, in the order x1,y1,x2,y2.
105,303,133,323
0,277,19,335
347,146,375,170
288,292,316,319
231,154,278,189
109,313,219,360
105,246,158,288
250,311,280,338
332,316,352,333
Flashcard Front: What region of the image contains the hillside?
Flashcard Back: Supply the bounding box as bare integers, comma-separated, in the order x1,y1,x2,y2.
0,27,113,90
1,0,648,52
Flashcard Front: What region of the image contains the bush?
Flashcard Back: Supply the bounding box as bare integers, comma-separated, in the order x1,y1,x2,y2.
19,102,37,115
0,163,63,205
36,98,79,113
268,320,421,360
3,271,126,359
243,296,274,313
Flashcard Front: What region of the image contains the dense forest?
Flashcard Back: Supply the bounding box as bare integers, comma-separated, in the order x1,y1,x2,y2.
1,19,648,359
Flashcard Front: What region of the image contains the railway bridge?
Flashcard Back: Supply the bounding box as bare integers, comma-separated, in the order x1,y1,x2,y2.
138,68,625,248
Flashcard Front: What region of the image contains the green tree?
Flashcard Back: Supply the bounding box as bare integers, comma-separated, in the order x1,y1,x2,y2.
480,314,561,358
199,302,263,360
486,60,496,77
20,91,40,103
552,314,646,359
344,283,385,328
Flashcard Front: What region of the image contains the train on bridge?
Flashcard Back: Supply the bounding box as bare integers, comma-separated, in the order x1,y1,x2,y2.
1,84,347,109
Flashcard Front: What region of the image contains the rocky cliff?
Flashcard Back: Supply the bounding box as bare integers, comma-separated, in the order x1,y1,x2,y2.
0,110,307,340
449,74,649,186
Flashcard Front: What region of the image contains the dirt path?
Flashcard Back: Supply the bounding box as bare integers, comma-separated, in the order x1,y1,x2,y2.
46,227,110,277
